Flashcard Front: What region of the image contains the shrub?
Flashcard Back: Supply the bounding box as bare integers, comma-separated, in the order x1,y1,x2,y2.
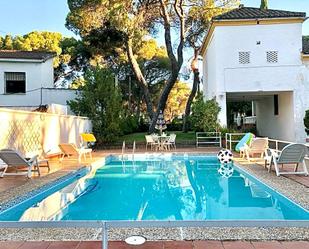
121,115,139,135
68,68,122,143
190,94,221,132
167,117,183,131
304,110,309,135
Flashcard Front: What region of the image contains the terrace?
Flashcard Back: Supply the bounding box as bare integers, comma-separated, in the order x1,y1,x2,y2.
0,145,308,248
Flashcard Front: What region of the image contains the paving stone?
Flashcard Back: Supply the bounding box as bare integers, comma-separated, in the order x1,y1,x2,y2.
164,241,193,249
251,241,283,249
0,241,25,249
18,241,51,249
76,241,101,249
193,240,224,249
280,241,309,249
222,241,255,249
46,241,80,249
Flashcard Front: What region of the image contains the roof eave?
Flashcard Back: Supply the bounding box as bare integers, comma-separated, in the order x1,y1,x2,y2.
0,57,54,63
200,16,306,56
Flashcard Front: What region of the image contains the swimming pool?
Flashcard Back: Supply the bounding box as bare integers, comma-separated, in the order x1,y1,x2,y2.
0,154,308,221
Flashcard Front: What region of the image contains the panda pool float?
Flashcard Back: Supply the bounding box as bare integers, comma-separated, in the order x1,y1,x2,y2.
217,149,234,178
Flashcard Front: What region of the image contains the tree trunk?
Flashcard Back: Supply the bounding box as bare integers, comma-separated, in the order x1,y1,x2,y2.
148,0,185,133
182,48,200,132
125,39,154,121
183,69,199,132
149,73,179,132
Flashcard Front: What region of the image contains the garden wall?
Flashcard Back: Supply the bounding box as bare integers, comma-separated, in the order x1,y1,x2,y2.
0,108,92,156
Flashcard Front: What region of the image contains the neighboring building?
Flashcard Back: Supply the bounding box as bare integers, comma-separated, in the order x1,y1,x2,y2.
0,50,77,114
201,6,309,142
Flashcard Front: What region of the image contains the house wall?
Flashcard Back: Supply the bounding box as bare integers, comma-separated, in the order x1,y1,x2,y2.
0,58,54,93
0,108,92,155
0,58,78,108
255,92,295,141
202,22,309,142
0,88,78,109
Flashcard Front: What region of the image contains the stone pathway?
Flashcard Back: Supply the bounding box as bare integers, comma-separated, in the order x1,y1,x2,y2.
1,240,309,249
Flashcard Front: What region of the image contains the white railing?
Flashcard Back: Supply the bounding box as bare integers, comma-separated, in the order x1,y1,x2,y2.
268,139,309,160
225,133,309,160
196,132,222,148
225,133,246,151
244,116,256,124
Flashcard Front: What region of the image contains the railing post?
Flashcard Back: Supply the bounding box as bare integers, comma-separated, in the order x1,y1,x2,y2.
229,134,232,151
102,221,108,249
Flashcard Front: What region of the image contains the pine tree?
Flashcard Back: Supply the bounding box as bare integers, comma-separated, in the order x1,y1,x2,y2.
3,35,13,49
260,0,268,9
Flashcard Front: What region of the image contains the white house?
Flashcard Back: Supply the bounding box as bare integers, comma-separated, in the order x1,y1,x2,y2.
0,50,78,114
201,6,309,142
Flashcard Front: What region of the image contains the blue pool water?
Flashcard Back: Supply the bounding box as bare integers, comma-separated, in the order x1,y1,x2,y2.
0,154,308,221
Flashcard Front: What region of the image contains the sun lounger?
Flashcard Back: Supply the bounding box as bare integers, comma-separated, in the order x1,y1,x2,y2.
59,143,92,162
241,137,269,162
268,143,308,176
0,149,40,178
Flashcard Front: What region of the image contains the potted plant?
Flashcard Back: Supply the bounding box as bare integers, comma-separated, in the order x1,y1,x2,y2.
304,110,309,142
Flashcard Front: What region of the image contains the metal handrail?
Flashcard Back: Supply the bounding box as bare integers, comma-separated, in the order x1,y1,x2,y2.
225,133,246,151
196,132,222,148
225,134,309,160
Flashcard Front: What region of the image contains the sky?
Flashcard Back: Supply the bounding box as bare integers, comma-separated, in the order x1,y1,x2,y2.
0,0,308,38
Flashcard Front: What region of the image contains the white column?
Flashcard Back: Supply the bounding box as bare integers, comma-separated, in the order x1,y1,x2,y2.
252,101,255,116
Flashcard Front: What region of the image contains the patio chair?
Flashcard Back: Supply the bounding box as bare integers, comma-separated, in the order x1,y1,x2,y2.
80,133,96,149
163,133,177,150
268,143,308,176
0,149,40,178
59,143,92,162
241,137,269,162
145,135,159,151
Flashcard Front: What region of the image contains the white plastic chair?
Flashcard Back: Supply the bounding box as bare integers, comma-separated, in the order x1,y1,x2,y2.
268,143,308,176
163,134,177,150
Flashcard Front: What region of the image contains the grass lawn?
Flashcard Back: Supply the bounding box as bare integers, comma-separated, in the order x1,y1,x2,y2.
116,131,196,143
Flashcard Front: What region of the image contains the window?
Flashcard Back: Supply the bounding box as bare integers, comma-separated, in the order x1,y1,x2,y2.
266,51,278,63
239,52,250,64
4,72,26,94
274,95,279,116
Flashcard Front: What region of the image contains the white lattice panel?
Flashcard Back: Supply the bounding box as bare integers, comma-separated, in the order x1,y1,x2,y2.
0,119,42,154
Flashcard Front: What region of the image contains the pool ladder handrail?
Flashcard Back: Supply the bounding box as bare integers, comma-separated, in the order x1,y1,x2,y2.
121,141,125,161
132,140,136,161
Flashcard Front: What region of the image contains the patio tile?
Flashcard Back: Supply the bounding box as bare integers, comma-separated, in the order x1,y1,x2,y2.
193,240,224,249
164,241,193,249
76,241,101,249
280,241,309,249
0,241,25,249
18,241,51,249
46,241,80,249
109,241,163,249
222,241,254,249
251,241,283,249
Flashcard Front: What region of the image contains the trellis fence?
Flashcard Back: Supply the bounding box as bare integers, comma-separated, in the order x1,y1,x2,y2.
0,108,91,155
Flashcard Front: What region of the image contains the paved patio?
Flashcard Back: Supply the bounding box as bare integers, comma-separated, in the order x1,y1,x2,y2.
1,240,309,249
0,148,308,246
